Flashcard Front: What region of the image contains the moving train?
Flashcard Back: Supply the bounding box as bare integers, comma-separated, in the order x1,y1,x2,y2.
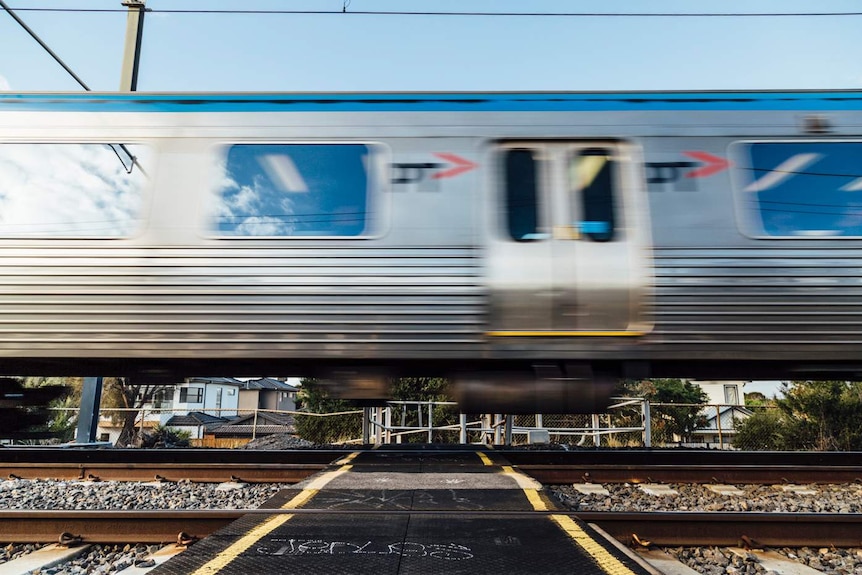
0,90,861,411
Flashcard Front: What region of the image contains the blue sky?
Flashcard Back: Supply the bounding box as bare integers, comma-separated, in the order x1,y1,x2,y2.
1,0,861,92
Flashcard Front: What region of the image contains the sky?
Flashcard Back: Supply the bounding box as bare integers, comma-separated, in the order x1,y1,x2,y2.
3,1,856,398
0,0,861,93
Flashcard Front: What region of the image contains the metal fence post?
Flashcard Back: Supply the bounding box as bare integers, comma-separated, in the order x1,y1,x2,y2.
384,405,392,444
427,403,433,442
252,408,258,441
592,413,601,447
375,407,384,444
642,399,652,448
362,407,371,444
716,404,724,449
459,413,467,444
504,415,512,446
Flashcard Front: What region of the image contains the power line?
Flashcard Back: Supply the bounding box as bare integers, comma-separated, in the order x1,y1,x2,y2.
0,0,90,90
4,6,862,17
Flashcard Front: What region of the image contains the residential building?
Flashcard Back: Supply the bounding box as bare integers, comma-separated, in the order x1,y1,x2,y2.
238,377,299,412
96,377,243,443
689,380,752,448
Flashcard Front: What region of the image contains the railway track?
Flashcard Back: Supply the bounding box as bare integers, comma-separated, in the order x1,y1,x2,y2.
2,509,860,548
2,448,861,484
3,450,861,555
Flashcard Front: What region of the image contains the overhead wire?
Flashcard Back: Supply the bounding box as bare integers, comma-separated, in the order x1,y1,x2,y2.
0,0,90,90
3,6,862,17
0,1,143,173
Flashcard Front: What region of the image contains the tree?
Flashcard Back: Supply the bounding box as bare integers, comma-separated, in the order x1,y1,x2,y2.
100,378,166,447
734,381,862,451
22,377,79,442
743,391,770,407
389,377,458,443
294,378,363,444
617,378,708,444
732,408,787,450
777,380,862,450
2,378,69,442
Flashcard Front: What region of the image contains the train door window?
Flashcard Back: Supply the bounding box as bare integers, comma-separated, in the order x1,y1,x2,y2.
214,143,376,237
732,141,862,237
0,143,149,237
503,148,542,241
569,147,617,242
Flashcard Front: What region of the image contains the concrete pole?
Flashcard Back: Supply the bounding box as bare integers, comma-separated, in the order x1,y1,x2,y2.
76,377,104,443
119,0,146,91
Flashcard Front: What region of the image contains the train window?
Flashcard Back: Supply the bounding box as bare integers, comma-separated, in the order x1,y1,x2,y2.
734,141,862,237
570,148,616,242
504,148,541,241
0,143,148,237
214,144,372,237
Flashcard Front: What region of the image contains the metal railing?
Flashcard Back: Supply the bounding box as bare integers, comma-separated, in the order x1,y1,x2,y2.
42,399,755,449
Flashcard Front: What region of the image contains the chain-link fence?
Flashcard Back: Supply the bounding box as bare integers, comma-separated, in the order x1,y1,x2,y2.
36,400,786,450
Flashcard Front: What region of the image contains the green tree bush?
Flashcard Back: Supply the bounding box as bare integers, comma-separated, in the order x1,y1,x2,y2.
734,381,862,451
294,378,363,444
615,379,708,445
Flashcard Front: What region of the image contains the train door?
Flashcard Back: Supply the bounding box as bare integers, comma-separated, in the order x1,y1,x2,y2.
487,141,652,335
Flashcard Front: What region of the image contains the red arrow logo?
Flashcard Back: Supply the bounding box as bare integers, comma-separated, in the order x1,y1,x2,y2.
683,151,730,178
431,153,477,179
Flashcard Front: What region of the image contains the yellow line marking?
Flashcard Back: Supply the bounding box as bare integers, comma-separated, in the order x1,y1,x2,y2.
550,514,638,575
302,465,352,491
486,331,644,337
189,465,351,575
476,452,495,466
190,514,295,575
524,488,550,511
501,465,543,490
333,452,360,465
505,464,637,575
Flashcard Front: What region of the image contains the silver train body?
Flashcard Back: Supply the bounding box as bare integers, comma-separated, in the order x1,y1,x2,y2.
0,91,861,404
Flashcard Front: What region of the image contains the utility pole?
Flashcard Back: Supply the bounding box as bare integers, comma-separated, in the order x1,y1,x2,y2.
76,1,146,443
119,0,146,91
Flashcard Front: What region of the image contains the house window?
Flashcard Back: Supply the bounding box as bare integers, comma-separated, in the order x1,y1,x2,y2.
214,143,377,237
179,387,203,404
724,384,739,405
215,388,223,411
151,388,172,409
0,143,148,237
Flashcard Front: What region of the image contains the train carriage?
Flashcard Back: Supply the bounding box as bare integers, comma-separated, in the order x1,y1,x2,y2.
0,91,860,411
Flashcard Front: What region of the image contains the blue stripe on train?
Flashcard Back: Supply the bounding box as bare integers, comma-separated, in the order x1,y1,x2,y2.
1,91,861,112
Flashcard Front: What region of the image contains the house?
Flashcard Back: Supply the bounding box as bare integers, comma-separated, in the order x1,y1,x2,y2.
210,411,296,439
172,377,242,419
694,380,745,407
688,380,752,448
162,411,229,441
692,404,755,447
238,377,299,412
96,377,243,444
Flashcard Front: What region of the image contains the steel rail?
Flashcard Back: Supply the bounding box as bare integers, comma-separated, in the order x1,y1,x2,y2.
517,464,862,484
0,462,325,483
0,510,859,547
3,449,862,484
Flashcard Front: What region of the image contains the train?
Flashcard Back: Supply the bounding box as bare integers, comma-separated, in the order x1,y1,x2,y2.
0,90,861,412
